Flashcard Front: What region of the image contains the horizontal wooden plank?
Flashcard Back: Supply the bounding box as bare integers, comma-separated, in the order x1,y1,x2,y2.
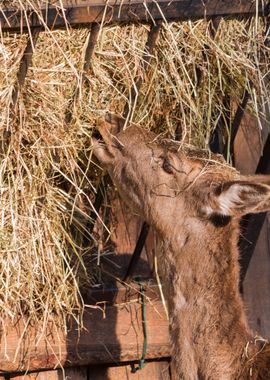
11,367,88,380
88,360,171,379
11,370,60,379
0,299,170,374
88,282,160,305
0,1,267,33
63,367,88,380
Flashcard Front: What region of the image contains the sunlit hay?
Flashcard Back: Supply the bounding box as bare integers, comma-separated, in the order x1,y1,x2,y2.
134,18,269,150
0,0,269,337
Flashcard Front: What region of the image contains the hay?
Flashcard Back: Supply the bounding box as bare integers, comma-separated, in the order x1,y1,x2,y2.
0,1,269,336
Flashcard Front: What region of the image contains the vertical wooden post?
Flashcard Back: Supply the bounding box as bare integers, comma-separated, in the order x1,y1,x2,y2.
11,28,40,108
236,15,270,288
65,23,100,124
60,23,101,248
2,28,40,157
123,21,162,120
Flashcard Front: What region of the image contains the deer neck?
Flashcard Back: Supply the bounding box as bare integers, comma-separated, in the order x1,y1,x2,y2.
157,218,255,379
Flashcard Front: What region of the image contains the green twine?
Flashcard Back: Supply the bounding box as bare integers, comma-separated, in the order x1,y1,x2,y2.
132,277,148,373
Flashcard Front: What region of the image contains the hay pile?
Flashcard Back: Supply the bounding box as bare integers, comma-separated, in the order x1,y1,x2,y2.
0,1,269,332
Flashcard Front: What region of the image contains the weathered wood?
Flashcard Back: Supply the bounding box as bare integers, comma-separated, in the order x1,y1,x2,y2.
11,367,88,380
230,89,250,152
233,108,270,335
123,222,150,282
65,23,100,124
88,282,160,305
243,216,270,338
192,17,221,147
64,366,88,380
0,299,169,373
232,16,270,286
88,360,171,379
1,1,267,33
239,133,270,287
123,20,162,118
103,195,153,282
233,110,265,175
11,370,59,379
11,28,40,108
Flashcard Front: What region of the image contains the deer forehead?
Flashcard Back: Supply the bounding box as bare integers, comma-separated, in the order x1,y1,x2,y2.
110,125,235,188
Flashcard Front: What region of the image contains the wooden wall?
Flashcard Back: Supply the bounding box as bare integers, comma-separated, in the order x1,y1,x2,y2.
6,361,171,380
234,109,270,338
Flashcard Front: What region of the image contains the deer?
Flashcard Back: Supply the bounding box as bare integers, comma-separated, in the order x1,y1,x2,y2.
92,114,270,380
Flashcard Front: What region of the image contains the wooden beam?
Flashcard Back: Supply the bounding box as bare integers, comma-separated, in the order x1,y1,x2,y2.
88,282,161,305
11,370,60,380
65,22,100,124
11,367,88,379
123,20,162,119
1,1,267,33
234,17,270,288
239,133,270,288
88,361,171,379
11,28,40,108
0,288,169,373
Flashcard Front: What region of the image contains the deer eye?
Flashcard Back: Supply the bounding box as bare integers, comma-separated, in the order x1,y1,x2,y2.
162,157,174,174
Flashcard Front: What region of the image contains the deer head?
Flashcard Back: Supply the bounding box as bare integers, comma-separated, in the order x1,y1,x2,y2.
92,115,270,236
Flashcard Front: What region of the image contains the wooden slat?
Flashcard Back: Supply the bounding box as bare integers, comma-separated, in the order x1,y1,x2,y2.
123,20,162,119
88,283,160,305
102,196,153,282
192,18,221,146
0,299,169,373
238,133,270,287
64,366,88,380
233,110,265,175
11,370,59,379
11,367,88,379
65,23,100,124
123,222,150,282
89,360,171,380
233,108,270,336
233,16,270,284
0,1,267,33
233,106,270,288
11,29,40,108
0,28,40,159
243,216,270,338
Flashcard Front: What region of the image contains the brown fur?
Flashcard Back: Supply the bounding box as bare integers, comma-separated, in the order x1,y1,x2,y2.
93,115,270,379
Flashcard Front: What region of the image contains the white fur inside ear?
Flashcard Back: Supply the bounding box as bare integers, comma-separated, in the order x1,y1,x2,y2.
216,184,248,215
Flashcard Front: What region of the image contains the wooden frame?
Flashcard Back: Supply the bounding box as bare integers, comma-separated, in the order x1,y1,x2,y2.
1,1,268,33
0,285,169,373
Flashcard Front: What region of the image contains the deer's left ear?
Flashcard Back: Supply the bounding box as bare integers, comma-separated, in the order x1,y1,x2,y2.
207,180,270,218
91,114,126,167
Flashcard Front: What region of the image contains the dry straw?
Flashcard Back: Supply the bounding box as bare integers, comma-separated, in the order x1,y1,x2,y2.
0,1,269,336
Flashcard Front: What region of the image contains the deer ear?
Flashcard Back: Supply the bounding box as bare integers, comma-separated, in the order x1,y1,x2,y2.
91,114,125,167
207,180,270,218
91,137,115,166
104,112,126,132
